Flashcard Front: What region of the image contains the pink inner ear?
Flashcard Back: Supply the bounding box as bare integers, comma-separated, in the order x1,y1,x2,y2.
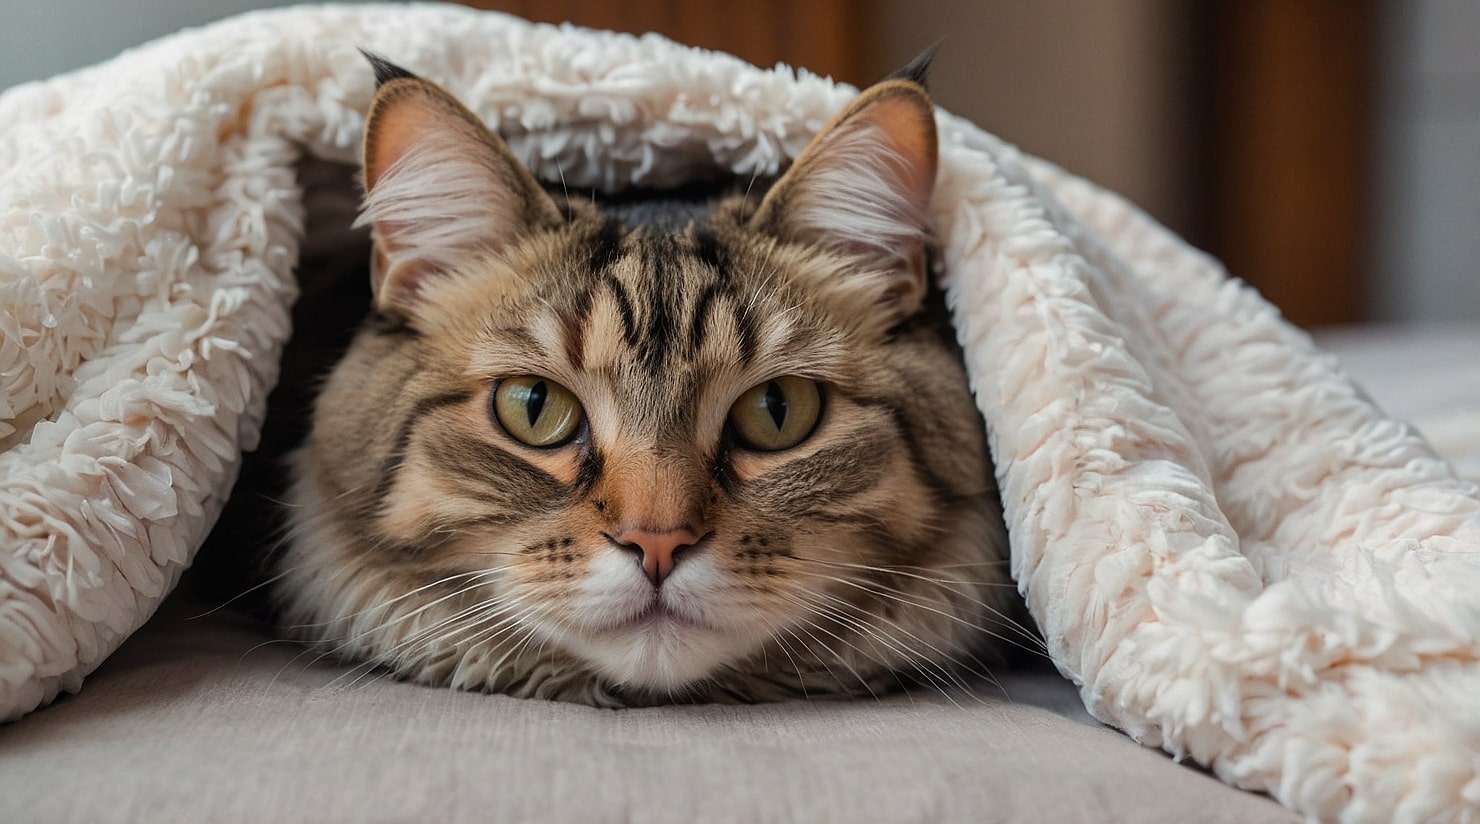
785,95,937,272
761,85,938,321
857,93,938,215
365,96,435,192
357,87,533,311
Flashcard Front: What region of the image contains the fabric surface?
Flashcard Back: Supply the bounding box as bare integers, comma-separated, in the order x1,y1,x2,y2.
0,593,1297,824
1314,324,1480,485
0,4,1477,821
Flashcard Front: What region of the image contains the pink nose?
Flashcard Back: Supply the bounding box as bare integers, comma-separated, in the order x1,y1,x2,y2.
611,526,702,586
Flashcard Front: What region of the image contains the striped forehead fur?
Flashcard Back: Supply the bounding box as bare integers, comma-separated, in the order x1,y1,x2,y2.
397,192,892,359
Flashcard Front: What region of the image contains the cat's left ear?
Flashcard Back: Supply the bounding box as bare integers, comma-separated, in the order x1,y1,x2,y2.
750,78,938,323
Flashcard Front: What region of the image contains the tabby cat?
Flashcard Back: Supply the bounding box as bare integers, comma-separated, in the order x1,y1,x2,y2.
275,54,1015,706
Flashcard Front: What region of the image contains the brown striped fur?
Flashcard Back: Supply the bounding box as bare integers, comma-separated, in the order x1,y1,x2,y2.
276,57,1014,705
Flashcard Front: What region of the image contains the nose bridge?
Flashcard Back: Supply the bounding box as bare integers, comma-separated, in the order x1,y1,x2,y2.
597,438,709,531
644,449,707,527
596,439,713,587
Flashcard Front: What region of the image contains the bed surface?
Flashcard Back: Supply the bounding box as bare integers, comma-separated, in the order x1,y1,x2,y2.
1,324,1472,823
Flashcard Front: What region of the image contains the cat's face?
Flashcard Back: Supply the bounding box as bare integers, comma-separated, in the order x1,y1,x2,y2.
276,58,1011,705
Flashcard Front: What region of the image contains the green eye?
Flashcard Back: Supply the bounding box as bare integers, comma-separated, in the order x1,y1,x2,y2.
729,377,823,451
492,377,583,447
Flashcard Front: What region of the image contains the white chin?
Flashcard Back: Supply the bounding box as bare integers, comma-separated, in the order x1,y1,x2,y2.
575,619,742,691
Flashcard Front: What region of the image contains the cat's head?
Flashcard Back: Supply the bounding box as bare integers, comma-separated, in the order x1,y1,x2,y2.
277,56,1009,704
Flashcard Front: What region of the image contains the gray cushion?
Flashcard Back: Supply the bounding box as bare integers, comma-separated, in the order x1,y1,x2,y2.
0,594,1296,822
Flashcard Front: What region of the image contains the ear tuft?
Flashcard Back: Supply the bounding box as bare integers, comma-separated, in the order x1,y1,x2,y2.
359,49,418,87
884,43,941,89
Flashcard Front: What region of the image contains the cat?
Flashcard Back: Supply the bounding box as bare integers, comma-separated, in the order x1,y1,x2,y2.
273,52,1018,706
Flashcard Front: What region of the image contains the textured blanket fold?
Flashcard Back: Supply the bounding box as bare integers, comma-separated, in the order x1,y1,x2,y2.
2,5,1476,821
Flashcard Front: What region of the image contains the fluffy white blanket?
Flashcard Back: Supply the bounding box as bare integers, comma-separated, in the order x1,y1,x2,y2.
2,5,1476,821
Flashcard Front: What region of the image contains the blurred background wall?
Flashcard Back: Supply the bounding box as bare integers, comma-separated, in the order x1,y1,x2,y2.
2,0,1474,328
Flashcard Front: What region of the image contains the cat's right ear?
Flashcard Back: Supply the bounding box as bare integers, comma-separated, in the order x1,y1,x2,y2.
357,54,563,316
747,77,938,325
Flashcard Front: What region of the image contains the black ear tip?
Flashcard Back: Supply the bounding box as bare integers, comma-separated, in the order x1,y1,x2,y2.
885,41,942,89
359,48,418,86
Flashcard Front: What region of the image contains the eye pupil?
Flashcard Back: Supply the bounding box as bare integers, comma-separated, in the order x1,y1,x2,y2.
729,376,822,451
526,380,547,427
763,381,787,430
493,376,582,448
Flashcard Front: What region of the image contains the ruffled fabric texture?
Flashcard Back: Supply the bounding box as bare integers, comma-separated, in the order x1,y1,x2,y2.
1,5,1476,821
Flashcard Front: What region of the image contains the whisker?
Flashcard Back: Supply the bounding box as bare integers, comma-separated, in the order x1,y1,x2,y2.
276,567,508,633
327,596,529,692
777,586,952,692
190,563,301,621
796,587,993,704
770,596,890,701
767,631,813,701
841,575,1043,657
808,557,1018,588
300,576,535,691
556,157,571,214
773,623,857,699
378,590,537,666
792,560,1046,655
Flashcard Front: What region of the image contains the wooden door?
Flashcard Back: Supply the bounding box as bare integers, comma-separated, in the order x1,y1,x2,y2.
1202,0,1375,326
